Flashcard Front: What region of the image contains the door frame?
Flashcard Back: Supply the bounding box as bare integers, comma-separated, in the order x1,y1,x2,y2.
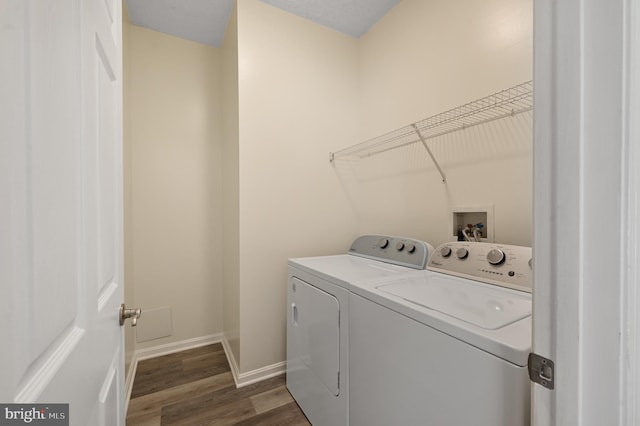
623,0,640,422
533,0,639,424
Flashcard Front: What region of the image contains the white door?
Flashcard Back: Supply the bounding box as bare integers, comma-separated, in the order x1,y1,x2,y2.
0,0,125,424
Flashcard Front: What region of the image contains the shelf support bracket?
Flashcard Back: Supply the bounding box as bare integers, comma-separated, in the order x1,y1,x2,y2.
411,124,446,183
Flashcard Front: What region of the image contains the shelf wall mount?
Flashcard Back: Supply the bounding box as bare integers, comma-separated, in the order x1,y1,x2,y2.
411,123,446,182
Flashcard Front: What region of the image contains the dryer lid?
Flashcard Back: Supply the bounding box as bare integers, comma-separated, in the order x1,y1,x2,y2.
376,274,531,330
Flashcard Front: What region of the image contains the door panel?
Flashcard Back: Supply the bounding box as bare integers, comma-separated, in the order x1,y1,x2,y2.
27,0,82,369
0,0,124,424
96,20,120,300
288,277,340,396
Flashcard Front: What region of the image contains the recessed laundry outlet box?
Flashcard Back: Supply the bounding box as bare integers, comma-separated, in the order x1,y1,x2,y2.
450,205,494,242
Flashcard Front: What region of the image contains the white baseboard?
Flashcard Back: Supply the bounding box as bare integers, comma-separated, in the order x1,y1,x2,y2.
125,332,286,415
135,333,223,361
221,335,241,387
236,360,286,388
220,335,286,388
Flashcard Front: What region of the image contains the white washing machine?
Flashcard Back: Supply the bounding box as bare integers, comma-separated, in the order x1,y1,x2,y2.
286,235,434,426
349,241,533,426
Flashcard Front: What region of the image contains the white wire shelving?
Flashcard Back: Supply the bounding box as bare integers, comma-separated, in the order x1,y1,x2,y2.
329,81,533,183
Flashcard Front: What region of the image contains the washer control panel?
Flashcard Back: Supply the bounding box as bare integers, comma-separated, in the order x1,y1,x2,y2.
348,235,434,270
428,242,532,292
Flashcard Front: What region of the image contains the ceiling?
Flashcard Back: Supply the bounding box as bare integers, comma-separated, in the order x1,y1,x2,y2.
125,0,401,47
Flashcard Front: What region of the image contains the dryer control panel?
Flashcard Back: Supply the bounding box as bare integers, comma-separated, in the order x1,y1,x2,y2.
348,235,434,270
428,242,532,293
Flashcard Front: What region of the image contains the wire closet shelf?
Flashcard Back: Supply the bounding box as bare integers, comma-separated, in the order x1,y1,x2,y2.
329,80,533,182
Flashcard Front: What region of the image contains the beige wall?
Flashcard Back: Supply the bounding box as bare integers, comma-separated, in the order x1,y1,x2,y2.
125,0,532,378
359,0,533,134
122,2,135,377
228,0,532,374
126,25,224,349
221,3,241,370
235,0,359,373
349,0,533,247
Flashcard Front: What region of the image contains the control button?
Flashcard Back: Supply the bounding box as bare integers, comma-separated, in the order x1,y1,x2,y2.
456,247,469,259
378,238,389,249
486,249,506,265
528,258,533,270
406,243,416,254
441,247,452,257
396,242,405,251
508,271,515,277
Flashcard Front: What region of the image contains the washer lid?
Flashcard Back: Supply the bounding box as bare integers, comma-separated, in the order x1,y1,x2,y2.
376,274,531,330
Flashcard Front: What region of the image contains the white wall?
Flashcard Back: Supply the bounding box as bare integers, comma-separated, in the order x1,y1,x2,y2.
126,25,224,348
347,0,533,247
235,0,360,373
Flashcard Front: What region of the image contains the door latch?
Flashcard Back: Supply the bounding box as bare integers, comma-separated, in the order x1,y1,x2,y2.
528,352,555,390
119,304,142,327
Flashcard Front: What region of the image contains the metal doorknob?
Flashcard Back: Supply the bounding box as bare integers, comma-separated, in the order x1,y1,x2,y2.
119,304,142,327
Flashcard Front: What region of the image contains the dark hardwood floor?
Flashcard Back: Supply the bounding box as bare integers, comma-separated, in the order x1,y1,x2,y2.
126,343,310,425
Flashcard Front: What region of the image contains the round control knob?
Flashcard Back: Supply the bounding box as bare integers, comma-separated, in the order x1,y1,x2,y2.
396,242,405,251
456,247,469,259
406,243,416,254
441,246,452,257
378,238,389,249
486,249,506,265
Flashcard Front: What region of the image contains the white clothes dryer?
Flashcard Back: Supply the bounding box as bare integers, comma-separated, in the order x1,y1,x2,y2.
349,241,533,426
286,235,434,426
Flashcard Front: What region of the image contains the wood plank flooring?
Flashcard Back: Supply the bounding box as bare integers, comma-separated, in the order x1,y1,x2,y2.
126,344,310,425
